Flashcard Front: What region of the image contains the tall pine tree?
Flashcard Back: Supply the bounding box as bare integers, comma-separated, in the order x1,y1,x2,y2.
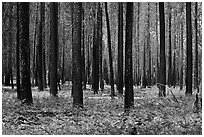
19,2,33,104
125,2,134,110
159,2,166,97
72,2,83,107
186,2,192,95
118,2,123,95
50,2,58,97
105,2,115,97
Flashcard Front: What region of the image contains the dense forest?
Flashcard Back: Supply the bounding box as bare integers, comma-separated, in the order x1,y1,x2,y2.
2,2,202,135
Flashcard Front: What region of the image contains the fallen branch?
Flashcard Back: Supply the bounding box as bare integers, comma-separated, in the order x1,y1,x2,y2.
168,88,180,105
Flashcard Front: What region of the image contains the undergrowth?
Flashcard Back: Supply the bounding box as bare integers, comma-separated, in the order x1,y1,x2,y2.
2,85,202,135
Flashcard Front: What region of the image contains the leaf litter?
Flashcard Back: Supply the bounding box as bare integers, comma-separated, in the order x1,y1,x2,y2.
2,85,202,135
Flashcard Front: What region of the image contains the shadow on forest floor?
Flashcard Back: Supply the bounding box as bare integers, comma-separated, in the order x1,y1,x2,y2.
2,83,202,135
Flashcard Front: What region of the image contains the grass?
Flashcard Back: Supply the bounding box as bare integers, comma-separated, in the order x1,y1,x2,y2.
2,83,202,135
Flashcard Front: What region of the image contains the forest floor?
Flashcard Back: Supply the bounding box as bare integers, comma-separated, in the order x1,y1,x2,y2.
2,82,202,135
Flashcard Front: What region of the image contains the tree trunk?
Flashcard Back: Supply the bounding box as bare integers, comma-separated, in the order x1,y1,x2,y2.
142,43,147,87
147,3,151,86
37,3,44,91
72,2,83,107
92,21,99,94
173,52,176,87
41,2,46,88
172,9,177,87
87,35,90,85
5,10,11,87
61,11,65,85
16,2,21,99
32,4,38,87
9,3,14,89
167,3,172,87
71,2,74,97
180,19,184,90
50,2,58,97
155,3,160,85
118,2,123,94
194,2,198,91
159,2,166,97
19,2,33,104
81,7,86,90
105,2,115,97
103,59,109,85
185,2,192,95
137,3,140,86
125,2,134,110
99,2,104,91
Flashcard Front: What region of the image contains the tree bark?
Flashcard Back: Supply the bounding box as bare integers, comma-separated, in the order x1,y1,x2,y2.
32,4,38,87
5,4,13,87
61,10,65,85
105,2,115,97
19,2,33,104
180,19,184,90
155,3,160,85
167,3,172,87
159,2,166,97
194,2,198,91
125,2,134,110
137,3,140,86
41,2,46,88
50,2,58,97
87,35,90,85
172,9,177,87
147,3,151,86
118,2,123,94
99,2,104,91
16,2,21,99
81,7,86,90
72,2,83,107
92,20,99,94
9,3,14,89
142,43,147,87
185,2,192,95
37,3,44,91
